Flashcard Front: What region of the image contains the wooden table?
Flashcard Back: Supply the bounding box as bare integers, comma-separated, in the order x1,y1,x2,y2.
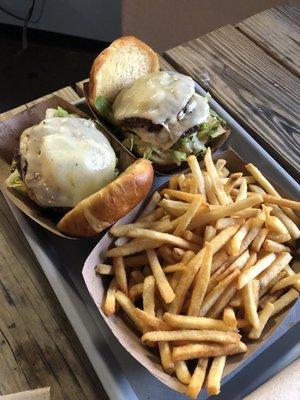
0,2,299,399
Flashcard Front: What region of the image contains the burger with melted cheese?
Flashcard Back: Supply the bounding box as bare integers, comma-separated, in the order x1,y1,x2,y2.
88,37,227,167
6,107,154,237
113,71,226,165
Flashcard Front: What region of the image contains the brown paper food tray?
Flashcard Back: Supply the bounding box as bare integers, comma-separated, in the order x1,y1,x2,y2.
82,149,299,395
0,96,136,238
83,81,230,176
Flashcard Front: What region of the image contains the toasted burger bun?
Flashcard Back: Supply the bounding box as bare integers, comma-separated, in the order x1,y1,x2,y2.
89,36,159,105
57,159,154,237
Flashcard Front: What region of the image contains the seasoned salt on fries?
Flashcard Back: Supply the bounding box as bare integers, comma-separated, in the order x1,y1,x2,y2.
96,150,300,398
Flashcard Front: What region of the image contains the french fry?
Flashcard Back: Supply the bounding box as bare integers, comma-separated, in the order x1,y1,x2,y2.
138,206,164,223
138,191,161,218
163,263,186,273
135,308,170,330
129,283,144,302
215,217,245,230
248,303,274,339
110,222,151,237
143,275,155,315
251,228,269,252
141,330,240,344
159,198,189,217
142,265,151,277
168,248,205,314
203,225,217,242
224,173,243,195
147,249,175,304
266,215,289,235
242,280,260,329
238,253,276,289
178,174,186,191
188,242,213,316
202,226,239,257
258,252,292,288
208,280,239,318
214,250,250,283
207,356,226,395
211,250,228,274
103,278,118,316
158,341,175,374
216,159,226,173
95,264,114,275
190,195,263,229
270,273,300,293
204,148,231,205
266,232,291,243
259,271,286,298
116,290,149,333
248,184,266,195
271,206,300,240
186,358,208,399
203,171,219,206
163,189,197,203
229,292,242,308
252,279,260,308
235,177,247,202
271,289,299,316
128,228,199,251
168,175,178,190
236,319,251,329
106,239,163,257
245,163,299,224
182,230,202,244
259,291,284,309
175,361,192,385
163,313,234,331
187,155,206,198
189,177,199,195
199,269,240,316
284,265,300,291
223,307,237,328
263,239,291,253
172,341,247,362
174,195,203,236
173,247,185,260
113,257,128,294
263,195,300,211
235,208,260,219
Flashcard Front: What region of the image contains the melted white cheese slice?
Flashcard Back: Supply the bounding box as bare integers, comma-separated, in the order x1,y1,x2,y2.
20,112,116,208
113,71,210,150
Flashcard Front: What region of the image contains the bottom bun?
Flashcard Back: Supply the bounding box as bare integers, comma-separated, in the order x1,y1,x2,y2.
57,158,154,237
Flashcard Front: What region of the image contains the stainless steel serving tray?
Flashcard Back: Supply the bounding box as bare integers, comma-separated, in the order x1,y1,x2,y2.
2,81,299,400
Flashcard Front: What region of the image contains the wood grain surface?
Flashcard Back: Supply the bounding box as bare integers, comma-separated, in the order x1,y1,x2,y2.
165,24,300,179
237,2,300,77
0,88,107,400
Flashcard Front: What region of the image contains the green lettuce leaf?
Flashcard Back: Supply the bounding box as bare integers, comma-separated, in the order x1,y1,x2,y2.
94,96,111,118
5,169,27,194
55,106,69,117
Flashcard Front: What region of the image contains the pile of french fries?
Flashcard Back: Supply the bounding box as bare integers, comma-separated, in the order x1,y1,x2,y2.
96,148,300,399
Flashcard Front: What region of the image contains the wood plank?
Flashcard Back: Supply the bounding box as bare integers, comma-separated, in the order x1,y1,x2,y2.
0,193,107,399
237,2,300,76
75,55,174,98
165,24,300,178
0,87,79,122
0,387,50,400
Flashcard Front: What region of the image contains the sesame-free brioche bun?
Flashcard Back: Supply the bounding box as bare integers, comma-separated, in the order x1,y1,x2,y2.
57,159,154,237
89,36,159,105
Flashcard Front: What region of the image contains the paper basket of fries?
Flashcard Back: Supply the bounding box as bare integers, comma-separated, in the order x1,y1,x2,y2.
83,149,299,398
